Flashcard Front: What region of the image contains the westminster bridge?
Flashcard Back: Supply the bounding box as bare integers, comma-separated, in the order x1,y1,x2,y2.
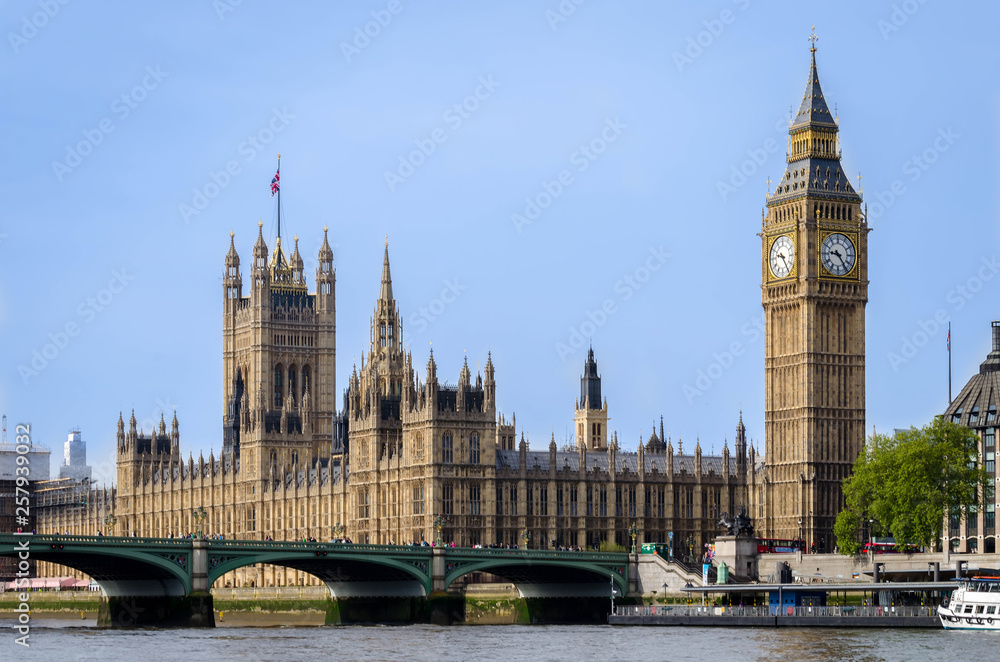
0,534,633,626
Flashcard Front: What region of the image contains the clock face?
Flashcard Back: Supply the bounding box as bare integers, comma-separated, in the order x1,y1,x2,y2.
821,233,856,276
769,235,794,278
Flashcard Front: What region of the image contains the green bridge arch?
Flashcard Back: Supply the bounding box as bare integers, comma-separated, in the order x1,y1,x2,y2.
0,535,193,595
440,549,630,596
206,542,433,594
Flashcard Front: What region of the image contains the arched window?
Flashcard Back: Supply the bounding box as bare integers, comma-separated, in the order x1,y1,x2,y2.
442,432,453,464
288,365,298,402
469,433,480,464
274,365,284,408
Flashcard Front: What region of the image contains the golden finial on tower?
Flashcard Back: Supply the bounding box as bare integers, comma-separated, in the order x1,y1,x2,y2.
323,225,328,233
258,219,263,228
766,176,772,195
857,171,863,195
294,234,298,242
277,153,281,159
385,234,388,248
230,230,234,238
809,25,818,53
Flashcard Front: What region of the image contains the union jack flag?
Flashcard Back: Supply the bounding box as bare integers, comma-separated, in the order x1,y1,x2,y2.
270,168,280,197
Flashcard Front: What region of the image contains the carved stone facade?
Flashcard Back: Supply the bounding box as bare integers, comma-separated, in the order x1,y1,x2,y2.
35,224,750,586
756,44,868,549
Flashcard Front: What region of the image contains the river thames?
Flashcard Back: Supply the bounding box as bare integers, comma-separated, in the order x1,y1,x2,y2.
5,620,997,661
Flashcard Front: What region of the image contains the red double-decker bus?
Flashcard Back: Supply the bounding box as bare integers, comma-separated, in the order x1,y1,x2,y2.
756,538,806,553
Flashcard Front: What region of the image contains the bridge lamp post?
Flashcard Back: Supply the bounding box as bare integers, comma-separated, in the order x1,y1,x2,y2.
629,522,638,554
193,507,208,539
433,516,445,547
520,528,531,550
104,514,117,537
332,522,343,541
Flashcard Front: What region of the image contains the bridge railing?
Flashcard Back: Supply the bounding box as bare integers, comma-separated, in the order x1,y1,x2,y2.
445,547,629,562
0,533,191,548
612,605,937,618
206,540,431,554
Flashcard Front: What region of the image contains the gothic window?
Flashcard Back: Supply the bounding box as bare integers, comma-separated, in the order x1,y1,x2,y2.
288,365,297,402
380,324,387,348
443,482,454,515
469,433,480,465
527,485,534,516
510,485,518,516
557,485,564,516
569,486,578,516
413,483,425,515
302,365,311,395
442,432,453,464
469,484,481,515
540,485,548,517
599,486,607,517
388,323,394,347
359,489,370,519
274,365,284,408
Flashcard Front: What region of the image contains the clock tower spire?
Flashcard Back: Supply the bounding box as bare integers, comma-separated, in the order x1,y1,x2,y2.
759,37,869,551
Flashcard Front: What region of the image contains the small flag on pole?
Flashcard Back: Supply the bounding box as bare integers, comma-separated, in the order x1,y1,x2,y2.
270,167,280,197
947,326,951,351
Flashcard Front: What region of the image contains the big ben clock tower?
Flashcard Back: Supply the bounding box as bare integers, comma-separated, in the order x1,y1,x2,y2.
760,37,869,549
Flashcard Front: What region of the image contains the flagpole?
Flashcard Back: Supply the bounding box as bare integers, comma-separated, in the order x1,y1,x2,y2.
948,322,952,404
276,153,281,241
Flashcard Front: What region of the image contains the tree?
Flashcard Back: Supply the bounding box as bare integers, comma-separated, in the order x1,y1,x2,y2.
834,417,992,556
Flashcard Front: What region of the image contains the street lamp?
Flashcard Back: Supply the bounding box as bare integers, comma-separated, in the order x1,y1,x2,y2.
104,514,117,537
193,507,207,539
629,522,638,554
520,528,531,549
798,518,802,550
433,515,445,546
332,522,343,541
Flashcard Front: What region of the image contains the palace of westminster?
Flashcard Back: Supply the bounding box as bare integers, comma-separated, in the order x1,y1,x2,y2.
28,45,998,586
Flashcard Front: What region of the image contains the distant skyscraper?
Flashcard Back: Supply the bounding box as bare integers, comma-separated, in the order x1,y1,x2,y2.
58,430,92,483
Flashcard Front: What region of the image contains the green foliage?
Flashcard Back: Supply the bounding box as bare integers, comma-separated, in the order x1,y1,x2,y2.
835,417,992,555
597,540,626,553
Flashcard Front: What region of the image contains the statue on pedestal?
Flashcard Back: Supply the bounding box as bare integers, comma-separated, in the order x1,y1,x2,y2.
717,505,754,538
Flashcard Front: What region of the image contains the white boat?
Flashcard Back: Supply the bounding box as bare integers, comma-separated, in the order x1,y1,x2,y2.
938,576,1000,629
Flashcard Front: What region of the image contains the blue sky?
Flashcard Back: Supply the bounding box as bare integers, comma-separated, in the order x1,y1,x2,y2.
2,1,998,484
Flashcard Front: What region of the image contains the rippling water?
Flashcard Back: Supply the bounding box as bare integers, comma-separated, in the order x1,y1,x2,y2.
6,618,998,661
